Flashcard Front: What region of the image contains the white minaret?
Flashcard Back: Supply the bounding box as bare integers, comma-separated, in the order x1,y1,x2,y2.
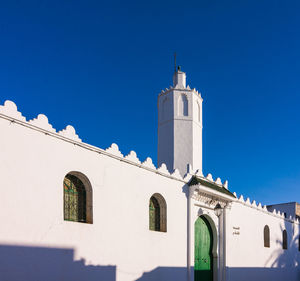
157,66,203,176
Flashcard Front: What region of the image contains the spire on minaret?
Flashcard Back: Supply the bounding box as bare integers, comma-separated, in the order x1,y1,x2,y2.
173,65,186,88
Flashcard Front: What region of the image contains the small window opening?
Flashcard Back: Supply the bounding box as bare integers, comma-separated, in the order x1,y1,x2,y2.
264,225,270,248
149,193,167,232
282,230,288,250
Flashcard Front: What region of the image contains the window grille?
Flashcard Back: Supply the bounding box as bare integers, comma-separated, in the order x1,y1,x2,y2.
149,193,167,232
263,225,270,248
149,197,160,231
64,174,87,223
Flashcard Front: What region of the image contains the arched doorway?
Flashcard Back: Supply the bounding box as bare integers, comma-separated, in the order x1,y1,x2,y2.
194,216,213,281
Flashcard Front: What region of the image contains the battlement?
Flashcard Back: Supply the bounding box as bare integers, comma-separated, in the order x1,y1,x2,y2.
1,99,297,226
0,100,189,182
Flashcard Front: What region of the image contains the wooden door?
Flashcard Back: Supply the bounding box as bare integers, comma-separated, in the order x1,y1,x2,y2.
194,216,213,281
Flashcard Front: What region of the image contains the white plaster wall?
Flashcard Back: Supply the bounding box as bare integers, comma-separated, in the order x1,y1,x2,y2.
0,115,188,281
1,101,299,281
191,93,202,174
158,92,174,173
173,89,193,176
158,89,203,176
226,201,300,281
158,71,203,177
173,89,203,176
173,117,193,176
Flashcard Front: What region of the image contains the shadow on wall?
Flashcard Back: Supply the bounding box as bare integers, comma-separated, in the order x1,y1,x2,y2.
228,220,300,281
135,266,188,281
268,219,300,268
136,266,300,281
226,267,300,281
0,244,116,281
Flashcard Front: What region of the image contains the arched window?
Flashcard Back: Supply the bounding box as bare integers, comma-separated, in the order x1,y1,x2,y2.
264,225,270,248
282,230,287,250
63,172,93,224
149,193,167,232
178,94,188,116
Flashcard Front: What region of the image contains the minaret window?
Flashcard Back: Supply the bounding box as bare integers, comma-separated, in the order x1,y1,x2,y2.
178,94,188,116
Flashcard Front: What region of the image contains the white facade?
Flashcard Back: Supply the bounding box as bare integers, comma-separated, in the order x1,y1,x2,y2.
158,68,203,176
0,69,299,281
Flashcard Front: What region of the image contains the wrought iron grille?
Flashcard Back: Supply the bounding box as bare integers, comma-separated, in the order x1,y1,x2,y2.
64,174,87,223
149,196,160,231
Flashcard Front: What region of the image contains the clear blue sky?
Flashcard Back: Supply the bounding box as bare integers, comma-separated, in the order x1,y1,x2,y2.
1,1,299,205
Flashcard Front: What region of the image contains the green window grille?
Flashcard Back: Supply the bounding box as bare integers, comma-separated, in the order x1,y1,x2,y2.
149,196,160,231
64,174,87,223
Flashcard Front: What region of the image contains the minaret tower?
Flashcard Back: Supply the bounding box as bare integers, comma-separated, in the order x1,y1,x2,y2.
157,66,203,176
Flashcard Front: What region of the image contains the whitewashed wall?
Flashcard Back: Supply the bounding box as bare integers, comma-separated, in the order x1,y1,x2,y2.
226,200,300,281
0,100,299,281
0,101,189,281
157,71,203,177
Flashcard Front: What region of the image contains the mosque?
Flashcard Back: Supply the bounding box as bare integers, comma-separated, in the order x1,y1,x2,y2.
0,67,299,281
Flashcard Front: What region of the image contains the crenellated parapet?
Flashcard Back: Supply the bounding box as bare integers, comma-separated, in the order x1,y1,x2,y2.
1,100,299,226
158,85,202,100
0,100,82,142
187,169,300,224
29,114,56,132
58,125,81,142
0,100,26,121
0,100,185,182
234,191,300,224
189,169,230,190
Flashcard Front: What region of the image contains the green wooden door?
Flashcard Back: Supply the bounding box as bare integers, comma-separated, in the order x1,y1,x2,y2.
194,216,213,281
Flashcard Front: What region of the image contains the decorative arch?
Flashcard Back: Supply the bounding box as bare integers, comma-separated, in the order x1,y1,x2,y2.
282,230,287,250
149,193,167,232
63,171,93,224
178,94,188,116
264,225,270,248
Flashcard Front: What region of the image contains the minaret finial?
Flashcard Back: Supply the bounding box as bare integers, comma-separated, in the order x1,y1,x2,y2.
174,52,177,73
